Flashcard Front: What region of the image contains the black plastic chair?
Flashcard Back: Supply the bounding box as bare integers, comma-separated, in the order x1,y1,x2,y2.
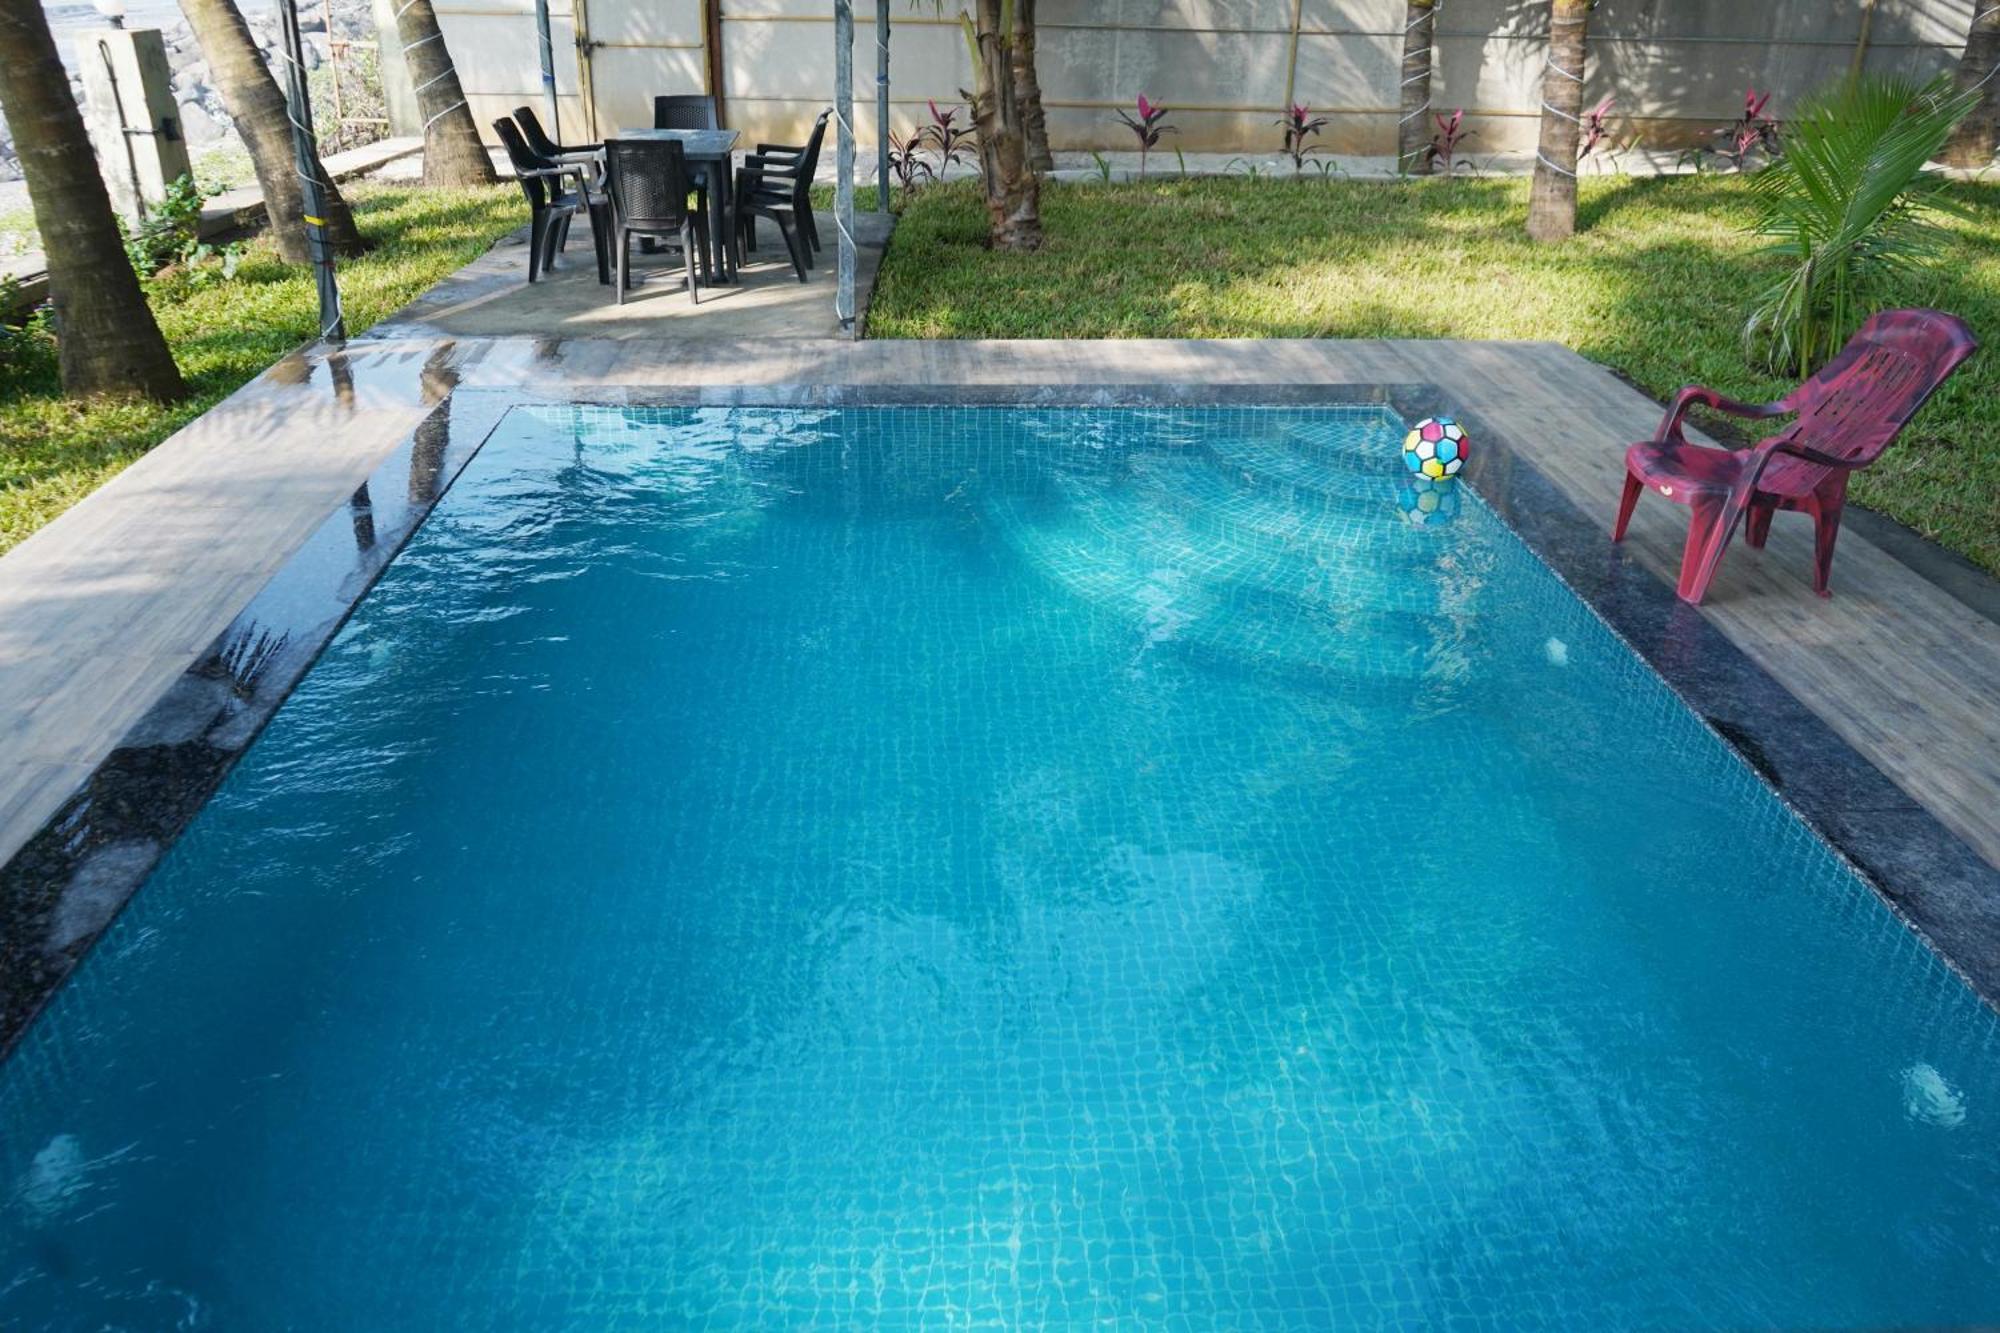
741,109,828,261
653,94,719,131
494,117,608,285
641,96,725,264
512,104,599,159
512,107,611,269
604,138,704,305
732,166,810,283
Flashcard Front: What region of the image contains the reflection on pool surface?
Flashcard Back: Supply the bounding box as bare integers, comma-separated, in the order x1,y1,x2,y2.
2,405,1996,1328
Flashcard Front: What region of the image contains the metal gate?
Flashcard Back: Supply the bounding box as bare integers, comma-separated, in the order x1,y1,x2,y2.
572,0,714,139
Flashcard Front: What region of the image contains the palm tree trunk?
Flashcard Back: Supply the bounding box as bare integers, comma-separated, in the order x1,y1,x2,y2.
0,0,184,399
177,0,363,261
1012,0,1053,173
969,0,1041,251
407,346,458,502
1398,0,1438,174
392,0,498,187
1526,0,1590,243
1944,0,2000,168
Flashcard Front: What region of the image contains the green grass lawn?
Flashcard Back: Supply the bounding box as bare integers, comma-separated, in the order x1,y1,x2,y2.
870,174,2000,575
0,181,519,554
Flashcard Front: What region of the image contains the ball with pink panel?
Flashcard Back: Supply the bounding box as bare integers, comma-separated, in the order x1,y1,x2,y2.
1401,417,1470,480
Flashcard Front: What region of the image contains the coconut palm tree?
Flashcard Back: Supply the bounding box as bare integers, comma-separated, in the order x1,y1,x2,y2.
1744,74,1979,375
178,0,364,261
391,0,499,186
0,0,184,399
1525,0,1590,242
1398,0,1439,174
910,0,1041,242
1943,0,1999,168
1012,0,1053,172
963,0,1041,249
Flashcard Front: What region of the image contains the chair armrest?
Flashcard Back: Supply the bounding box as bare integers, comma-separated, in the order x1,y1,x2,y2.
555,160,601,190
738,163,801,199
734,168,792,198
742,155,801,173
1725,426,1856,500
755,142,805,158
1772,439,1859,470
1656,385,1788,444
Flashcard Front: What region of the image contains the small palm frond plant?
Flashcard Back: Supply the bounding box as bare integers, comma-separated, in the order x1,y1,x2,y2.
1743,73,1979,376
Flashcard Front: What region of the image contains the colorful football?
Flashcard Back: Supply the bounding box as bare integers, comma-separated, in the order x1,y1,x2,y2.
1396,475,1461,526
1402,417,1470,480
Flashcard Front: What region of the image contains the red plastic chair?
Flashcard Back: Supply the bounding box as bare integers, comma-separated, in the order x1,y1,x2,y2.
1613,309,1977,604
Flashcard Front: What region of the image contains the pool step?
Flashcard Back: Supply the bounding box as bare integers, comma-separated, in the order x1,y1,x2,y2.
1185,409,1407,474
1130,451,1392,527
986,480,1484,689
1203,431,1421,506
1064,472,1456,589
1109,460,1488,617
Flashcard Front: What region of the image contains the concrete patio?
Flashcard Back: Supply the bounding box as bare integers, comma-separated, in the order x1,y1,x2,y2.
377,211,892,342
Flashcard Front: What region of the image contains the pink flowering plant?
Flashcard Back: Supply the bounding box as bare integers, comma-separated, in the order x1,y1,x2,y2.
1685,88,1783,172
1275,103,1331,174
1420,108,1474,175
1579,95,1616,161
1115,95,1177,178
921,100,974,177
887,127,936,194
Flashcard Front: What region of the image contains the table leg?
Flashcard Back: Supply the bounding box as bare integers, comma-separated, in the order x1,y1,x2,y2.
713,163,736,284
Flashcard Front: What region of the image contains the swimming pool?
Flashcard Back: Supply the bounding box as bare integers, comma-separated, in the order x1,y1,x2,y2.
3,403,1996,1327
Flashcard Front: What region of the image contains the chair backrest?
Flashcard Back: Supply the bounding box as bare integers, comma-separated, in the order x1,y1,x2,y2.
653,94,718,131
512,105,563,160
797,108,832,180
1783,309,1979,469
605,138,692,232
764,109,832,209
493,117,552,210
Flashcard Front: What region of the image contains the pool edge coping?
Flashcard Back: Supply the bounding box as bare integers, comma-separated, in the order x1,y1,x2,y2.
1,382,1994,1064
0,387,520,1061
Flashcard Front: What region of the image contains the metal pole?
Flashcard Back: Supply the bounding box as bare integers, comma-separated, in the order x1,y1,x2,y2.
875,0,889,212
835,0,856,336
278,0,344,342
573,0,598,141
536,0,559,140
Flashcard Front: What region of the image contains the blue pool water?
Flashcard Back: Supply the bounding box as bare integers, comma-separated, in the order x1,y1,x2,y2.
3,405,1997,1328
